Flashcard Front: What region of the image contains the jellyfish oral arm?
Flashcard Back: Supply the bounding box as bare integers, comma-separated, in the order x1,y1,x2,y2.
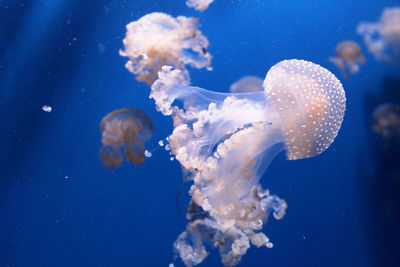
150,65,287,227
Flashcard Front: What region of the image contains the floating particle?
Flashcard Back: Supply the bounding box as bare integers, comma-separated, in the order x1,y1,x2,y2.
144,150,152,158
42,105,52,112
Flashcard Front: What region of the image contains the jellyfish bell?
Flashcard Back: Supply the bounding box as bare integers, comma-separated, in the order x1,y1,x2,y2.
373,103,400,140
264,59,346,160
150,59,345,266
120,12,212,86
357,7,400,64
229,75,264,93
99,108,154,169
329,40,365,78
336,41,364,61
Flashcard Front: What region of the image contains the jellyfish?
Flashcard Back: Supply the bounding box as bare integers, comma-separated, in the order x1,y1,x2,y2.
329,40,365,78
150,59,346,266
229,76,264,93
186,0,214,12
119,12,212,86
373,103,400,140
357,7,400,64
99,108,154,170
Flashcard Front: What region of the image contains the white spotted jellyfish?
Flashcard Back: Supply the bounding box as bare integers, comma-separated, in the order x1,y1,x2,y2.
150,59,346,266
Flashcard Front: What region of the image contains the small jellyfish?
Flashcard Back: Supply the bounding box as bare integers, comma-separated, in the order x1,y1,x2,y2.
120,12,212,86
329,40,365,78
99,108,153,170
150,59,346,266
373,103,400,140
186,0,214,12
229,76,264,93
357,7,400,64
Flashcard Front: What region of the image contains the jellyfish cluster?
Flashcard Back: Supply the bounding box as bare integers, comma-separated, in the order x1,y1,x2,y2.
99,108,154,170
329,40,365,78
229,76,264,93
357,7,400,64
118,8,347,267
119,12,212,86
373,103,400,140
149,59,345,265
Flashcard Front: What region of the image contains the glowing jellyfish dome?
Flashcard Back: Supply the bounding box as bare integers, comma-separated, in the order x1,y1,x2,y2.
357,7,400,64
229,75,264,93
150,59,346,266
329,40,365,78
99,108,154,170
373,103,400,140
120,12,212,86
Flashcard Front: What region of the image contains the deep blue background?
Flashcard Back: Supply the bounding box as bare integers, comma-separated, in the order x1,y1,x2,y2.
1,0,400,266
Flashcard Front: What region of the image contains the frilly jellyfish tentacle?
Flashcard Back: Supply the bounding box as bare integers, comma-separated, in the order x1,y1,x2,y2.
120,12,212,86
186,0,214,12
357,7,400,64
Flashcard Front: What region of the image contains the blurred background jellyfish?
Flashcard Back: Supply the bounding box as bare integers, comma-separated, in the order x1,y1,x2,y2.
150,59,346,266
186,0,214,12
357,7,400,64
99,108,154,170
329,40,365,78
229,76,264,93
373,103,400,141
120,12,212,86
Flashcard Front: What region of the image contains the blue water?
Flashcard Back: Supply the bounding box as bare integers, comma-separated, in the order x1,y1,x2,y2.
1,0,400,266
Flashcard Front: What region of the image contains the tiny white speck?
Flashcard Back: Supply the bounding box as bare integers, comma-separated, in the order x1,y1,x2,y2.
42,105,52,112
158,140,164,146
144,150,152,158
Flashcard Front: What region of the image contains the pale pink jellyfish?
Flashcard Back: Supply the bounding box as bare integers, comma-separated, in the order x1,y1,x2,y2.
150,59,346,266
329,40,365,78
373,103,400,140
120,12,212,86
357,7,400,64
99,109,154,169
186,0,214,12
229,76,264,93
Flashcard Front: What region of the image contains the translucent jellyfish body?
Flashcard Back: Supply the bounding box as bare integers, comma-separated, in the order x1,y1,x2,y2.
150,59,346,266
186,0,214,12
99,109,154,170
229,76,264,93
329,41,365,78
120,12,212,86
357,7,400,64
373,103,400,140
